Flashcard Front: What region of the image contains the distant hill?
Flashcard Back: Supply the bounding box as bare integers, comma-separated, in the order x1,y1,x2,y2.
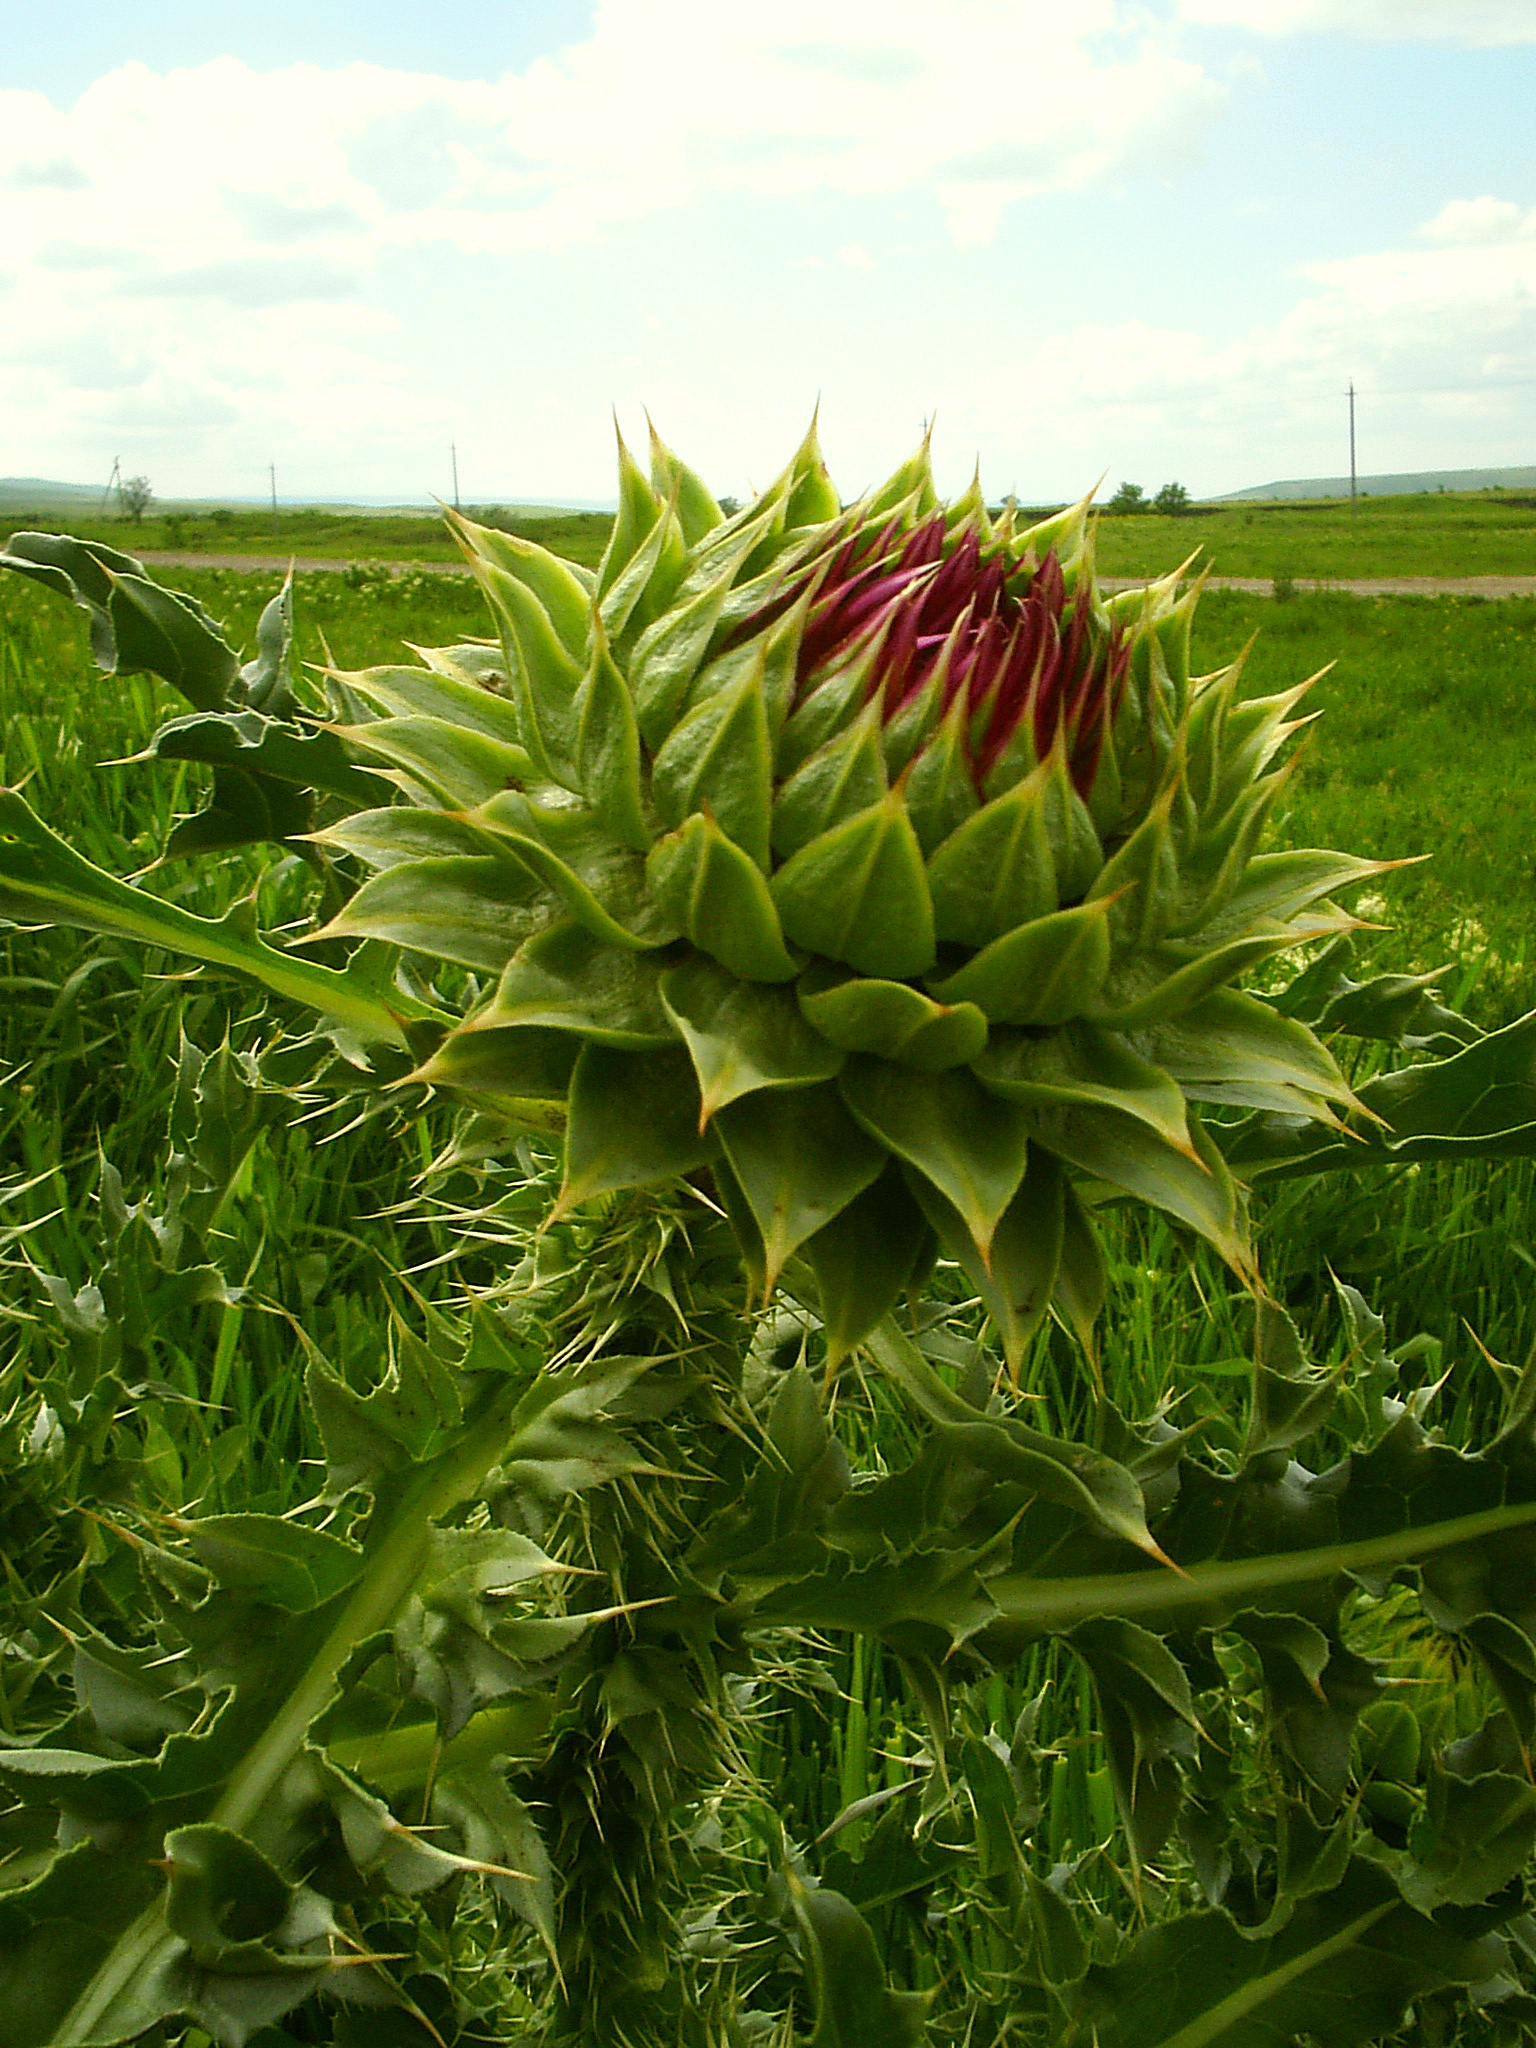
1220,464,1536,502
0,477,113,513
0,477,613,516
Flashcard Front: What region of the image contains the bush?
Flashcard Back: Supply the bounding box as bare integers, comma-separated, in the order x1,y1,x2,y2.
1107,481,1146,513
119,474,153,523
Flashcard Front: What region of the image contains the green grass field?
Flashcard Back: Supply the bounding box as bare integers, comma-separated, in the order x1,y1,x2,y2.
1091,488,1536,581
8,485,1535,582
0,502,615,569
3,550,1533,2044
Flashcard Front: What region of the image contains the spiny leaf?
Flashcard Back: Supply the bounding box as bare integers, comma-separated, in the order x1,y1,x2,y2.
806,1167,934,1367
646,810,800,981
0,788,436,1046
1065,1857,1506,2048
0,531,239,709
770,790,936,980
797,963,988,1071
660,954,844,1123
557,1044,708,1212
311,854,552,973
713,1083,886,1290
838,1059,1030,1259
466,921,676,1046
927,898,1115,1026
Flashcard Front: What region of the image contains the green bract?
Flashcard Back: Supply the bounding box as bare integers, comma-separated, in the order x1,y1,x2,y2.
314,422,1382,1366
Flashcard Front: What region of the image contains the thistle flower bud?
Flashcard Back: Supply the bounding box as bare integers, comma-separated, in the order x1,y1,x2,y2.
316,421,1388,1370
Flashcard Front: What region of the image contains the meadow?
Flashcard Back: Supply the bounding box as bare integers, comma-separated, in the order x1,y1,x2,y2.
2,535,1534,2045
7,483,1535,582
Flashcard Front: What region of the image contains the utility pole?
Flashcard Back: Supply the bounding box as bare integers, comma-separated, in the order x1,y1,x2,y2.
451,441,461,511
1347,381,1357,512
102,456,122,516
270,462,279,544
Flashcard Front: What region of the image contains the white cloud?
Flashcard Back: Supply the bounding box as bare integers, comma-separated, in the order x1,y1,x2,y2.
0,8,1221,269
1177,0,1536,41
1420,196,1536,244
0,5,1229,493
943,197,1536,496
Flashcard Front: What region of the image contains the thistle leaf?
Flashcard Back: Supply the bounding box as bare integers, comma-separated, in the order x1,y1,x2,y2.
311,854,551,973
806,1165,934,1366
460,557,585,781
771,790,936,980
773,702,889,861
927,897,1115,1026
476,791,680,950
905,1147,1065,1373
1090,789,1181,951
0,788,433,1045
446,513,593,656
1227,1004,1536,1179
572,619,650,852
138,709,390,809
468,921,676,1045
784,439,844,533
309,805,491,868
0,531,239,710
1092,930,1315,1032
1052,1178,1107,1354
412,1023,579,1104
777,653,874,781
796,962,987,1070
1065,1856,1505,2048
839,1059,1030,1258
335,714,533,809
596,426,663,600
902,692,979,855
863,1320,1162,1554
431,1763,558,1963
599,499,688,654
557,1044,708,1211
339,655,530,749
1144,988,1357,1116
651,656,775,869
1027,1100,1252,1275
974,1023,1195,1154
925,767,1058,947
1196,848,1395,942
628,568,737,747
646,811,800,981
660,955,844,1123
647,421,724,545
713,1083,886,1289
784,1871,931,2048
1071,1618,1198,1862
162,766,315,861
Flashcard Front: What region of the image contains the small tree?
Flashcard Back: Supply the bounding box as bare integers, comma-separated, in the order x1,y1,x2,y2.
1154,480,1191,515
119,474,153,523
717,494,742,517
1107,480,1146,513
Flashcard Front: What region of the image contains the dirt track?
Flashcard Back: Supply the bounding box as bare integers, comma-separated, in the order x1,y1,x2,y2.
129,551,1536,599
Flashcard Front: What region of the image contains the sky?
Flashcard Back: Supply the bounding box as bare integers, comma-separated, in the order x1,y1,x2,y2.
2,0,1534,507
